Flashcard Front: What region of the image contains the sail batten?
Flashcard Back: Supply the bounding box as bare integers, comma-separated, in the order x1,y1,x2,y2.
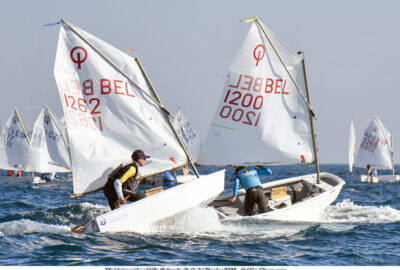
197,20,314,166
54,20,187,195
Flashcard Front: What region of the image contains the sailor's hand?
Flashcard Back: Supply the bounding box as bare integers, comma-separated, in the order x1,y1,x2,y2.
229,197,236,204
120,198,127,205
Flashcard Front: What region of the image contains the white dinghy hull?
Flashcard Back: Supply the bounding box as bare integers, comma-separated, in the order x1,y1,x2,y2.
84,169,225,233
211,172,345,222
360,174,400,183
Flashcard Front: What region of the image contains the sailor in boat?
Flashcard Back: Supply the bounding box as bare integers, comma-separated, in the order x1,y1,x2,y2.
8,169,22,177
229,166,272,216
366,164,378,183
41,172,57,182
103,149,150,210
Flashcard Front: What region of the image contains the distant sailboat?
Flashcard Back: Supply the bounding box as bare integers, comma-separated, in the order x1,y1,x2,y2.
143,107,201,185
349,115,399,183
53,19,225,233
200,17,345,221
25,105,71,174
349,116,356,175
173,107,200,162
0,108,41,184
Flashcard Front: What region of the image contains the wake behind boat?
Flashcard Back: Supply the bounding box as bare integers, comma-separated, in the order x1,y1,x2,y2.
53,20,225,233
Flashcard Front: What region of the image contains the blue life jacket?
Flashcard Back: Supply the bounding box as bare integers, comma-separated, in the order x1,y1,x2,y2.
162,171,175,181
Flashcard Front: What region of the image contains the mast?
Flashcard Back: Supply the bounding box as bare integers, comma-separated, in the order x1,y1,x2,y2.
391,134,395,176
300,53,321,184
350,116,355,176
135,58,200,178
15,108,31,145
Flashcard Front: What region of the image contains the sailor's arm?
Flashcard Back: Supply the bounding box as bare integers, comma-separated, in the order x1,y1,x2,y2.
114,165,137,205
255,165,272,176
114,179,126,204
229,176,240,204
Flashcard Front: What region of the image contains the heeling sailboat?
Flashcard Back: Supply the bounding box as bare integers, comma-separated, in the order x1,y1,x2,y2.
351,116,399,183
25,105,71,174
53,19,225,233
199,17,345,221
0,109,41,184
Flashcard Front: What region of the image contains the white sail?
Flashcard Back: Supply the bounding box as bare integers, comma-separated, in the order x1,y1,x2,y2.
25,106,71,173
197,20,314,166
354,116,392,170
173,108,200,161
56,115,70,147
0,109,30,170
348,117,356,173
54,21,187,195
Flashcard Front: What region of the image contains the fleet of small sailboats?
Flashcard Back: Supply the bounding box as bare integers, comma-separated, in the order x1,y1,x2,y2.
3,15,397,233
0,106,71,184
349,115,400,183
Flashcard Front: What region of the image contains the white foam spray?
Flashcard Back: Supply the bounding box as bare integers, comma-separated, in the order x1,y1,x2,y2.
320,199,400,224
0,219,70,235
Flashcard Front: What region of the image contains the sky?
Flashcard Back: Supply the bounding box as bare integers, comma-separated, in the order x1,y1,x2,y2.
1,0,400,164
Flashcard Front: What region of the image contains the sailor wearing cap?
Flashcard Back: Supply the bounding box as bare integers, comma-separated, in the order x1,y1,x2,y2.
103,149,150,210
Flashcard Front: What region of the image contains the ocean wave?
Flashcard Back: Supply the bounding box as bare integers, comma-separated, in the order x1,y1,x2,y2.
0,219,70,235
320,199,400,224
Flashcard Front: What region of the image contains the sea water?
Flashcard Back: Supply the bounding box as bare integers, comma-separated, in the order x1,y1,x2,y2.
0,164,399,266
